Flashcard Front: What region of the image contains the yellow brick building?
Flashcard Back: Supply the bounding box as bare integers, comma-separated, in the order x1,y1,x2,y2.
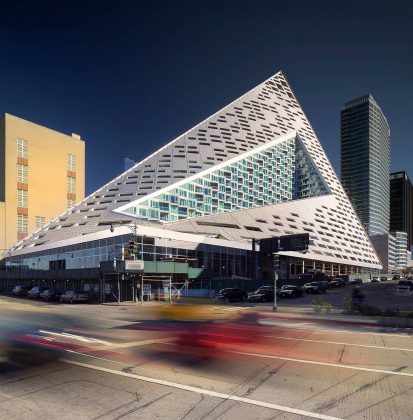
0,113,85,256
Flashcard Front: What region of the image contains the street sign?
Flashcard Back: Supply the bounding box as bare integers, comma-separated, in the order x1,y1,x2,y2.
259,237,280,253
124,260,144,272
259,233,309,253
279,233,309,252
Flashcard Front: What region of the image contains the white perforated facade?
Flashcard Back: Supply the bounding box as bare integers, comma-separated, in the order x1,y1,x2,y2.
4,71,382,272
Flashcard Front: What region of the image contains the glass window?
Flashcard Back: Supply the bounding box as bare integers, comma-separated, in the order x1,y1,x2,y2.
67,176,76,194
17,138,28,158
35,216,45,229
17,213,28,233
17,189,28,208
67,154,76,171
17,164,28,183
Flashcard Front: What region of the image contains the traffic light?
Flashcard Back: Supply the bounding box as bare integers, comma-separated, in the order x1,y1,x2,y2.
128,240,137,260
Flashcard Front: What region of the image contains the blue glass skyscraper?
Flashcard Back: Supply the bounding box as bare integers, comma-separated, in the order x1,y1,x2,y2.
340,95,390,236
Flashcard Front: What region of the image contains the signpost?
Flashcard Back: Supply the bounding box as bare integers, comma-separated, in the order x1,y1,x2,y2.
258,233,309,312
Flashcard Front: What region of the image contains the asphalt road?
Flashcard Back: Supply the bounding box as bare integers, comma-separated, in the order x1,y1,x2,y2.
0,297,412,420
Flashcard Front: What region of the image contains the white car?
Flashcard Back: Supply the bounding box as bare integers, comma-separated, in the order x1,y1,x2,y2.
60,290,89,303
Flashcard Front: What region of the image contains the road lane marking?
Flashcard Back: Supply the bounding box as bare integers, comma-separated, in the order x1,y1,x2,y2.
232,351,413,377
263,335,413,352
65,350,130,366
61,359,343,420
38,330,112,345
104,338,175,349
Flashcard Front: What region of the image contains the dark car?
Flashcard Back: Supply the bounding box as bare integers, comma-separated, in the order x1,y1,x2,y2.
380,276,388,282
396,280,413,291
278,285,303,298
370,277,379,283
247,286,275,302
303,282,328,294
216,287,248,303
392,275,400,281
60,290,90,303
12,285,29,297
349,278,363,285
320,281,331,290
27,286,47,299
330,278,346,288
39,289,62,301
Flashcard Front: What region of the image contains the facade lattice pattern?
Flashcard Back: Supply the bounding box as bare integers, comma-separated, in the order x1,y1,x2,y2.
8,71,382,270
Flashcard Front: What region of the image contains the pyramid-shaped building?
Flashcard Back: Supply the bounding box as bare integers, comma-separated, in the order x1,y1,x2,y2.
3,71,382,283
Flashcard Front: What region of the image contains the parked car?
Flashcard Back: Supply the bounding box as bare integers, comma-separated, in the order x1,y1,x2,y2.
247,286,274,302
320,281,331,289
215,287,248,303
370,277,379,283
39,289,62,301
330,278,346,288
303,282,328,294
27,286,47,299
278,285,303,298
60,290,90,304
11,285,29,297
392,275,400,281
349,278,363,285
396,280,413,292
380,276,388,282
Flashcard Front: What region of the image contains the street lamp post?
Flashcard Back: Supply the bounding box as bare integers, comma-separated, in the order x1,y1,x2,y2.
273,252,280,312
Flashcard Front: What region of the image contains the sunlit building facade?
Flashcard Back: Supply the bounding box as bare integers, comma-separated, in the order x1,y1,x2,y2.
0,114,85,256
1,71,382,288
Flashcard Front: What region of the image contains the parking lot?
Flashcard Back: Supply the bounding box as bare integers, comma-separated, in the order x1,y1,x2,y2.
5,279,413,316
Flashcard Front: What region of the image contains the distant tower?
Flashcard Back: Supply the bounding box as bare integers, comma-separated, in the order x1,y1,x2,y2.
390,171,413,248
124,157,135,171
340,94,390,236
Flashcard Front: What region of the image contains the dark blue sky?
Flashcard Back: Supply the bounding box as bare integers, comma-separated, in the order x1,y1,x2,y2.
1,0,412,194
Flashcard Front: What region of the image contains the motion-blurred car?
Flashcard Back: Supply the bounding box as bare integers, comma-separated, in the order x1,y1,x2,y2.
380,276,388,282
247,286,274,302
349,278,363,285
60,290,90,303
303,282,328,294
392,275,400,280
12,285,29,297
40,288,62,301
370,277,379,283
27,286,47,299
0,319,104,367
277,285,303,298
215,287,248,303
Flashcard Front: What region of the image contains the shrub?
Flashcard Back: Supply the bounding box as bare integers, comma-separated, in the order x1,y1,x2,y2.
343,297,354,313
382,307,400,317
358,304,382,316
312,297,332,315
